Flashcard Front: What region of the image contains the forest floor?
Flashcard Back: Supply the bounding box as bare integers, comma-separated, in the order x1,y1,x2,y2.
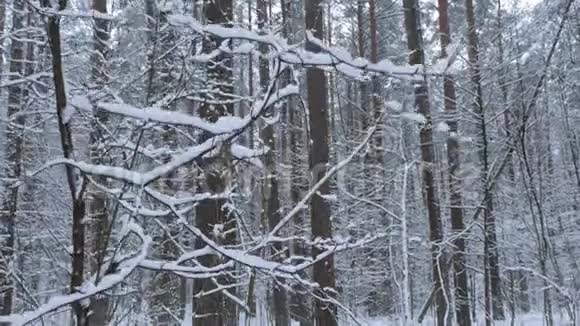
239,312,573,325
362,313,572,326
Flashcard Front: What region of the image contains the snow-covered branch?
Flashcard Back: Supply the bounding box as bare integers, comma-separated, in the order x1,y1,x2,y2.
0,222,150,325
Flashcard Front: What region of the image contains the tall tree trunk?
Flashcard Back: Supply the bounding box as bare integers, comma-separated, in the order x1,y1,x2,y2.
18,5,40,305
43,0,88,323
0,0,5,85
257,0,289,324
357,0,369,131
367,0,393,313
368,0,380,123
0,0,26,321
281,1,311,324
369,0,382,112
88,0,109,264
357,0,365,60
87,0,111,324
436,0,471,324
402,0,447,324
464,0,505,322
305,0,337,325
193,1,236,325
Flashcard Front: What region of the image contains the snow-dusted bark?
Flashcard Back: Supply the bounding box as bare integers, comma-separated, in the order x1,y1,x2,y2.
0,0,26,320
402,0,448,324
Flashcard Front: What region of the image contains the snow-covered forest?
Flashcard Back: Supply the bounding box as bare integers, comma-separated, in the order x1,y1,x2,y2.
0,0,579,324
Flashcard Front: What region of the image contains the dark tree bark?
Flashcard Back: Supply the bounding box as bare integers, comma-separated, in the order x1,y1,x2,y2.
0,0,26,321
368,0,380,121
88,0,109,266
87,0,111,323
327,2,335,123
91,0,109,85
0,0,5,82
367,0,393,313
436,0,471,324
464,0,505,322
367,0,383,169
280,1,311,324
193,1,236,325
368,0,377,64
43,0,89,323
305,0,337,325
357,0,365,60
257,0,289,324
356,0,369,131
402,0,447,324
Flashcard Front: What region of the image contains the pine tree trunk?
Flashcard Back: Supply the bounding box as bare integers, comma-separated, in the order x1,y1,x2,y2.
193,1,236,325
0,0,5,82
357,0,365,60
87,0,111,323
18,5,40,303
464,0,505,322
367,0,393,313
257,0,289,324
368,0,380,127
305,0,337,325
280,1,311,324
402,0,447,324
436,0,471,324
357,0,369,131
0,0,26,321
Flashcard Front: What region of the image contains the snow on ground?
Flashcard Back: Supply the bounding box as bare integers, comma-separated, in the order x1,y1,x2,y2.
364,313,572,326
239,313,573,326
